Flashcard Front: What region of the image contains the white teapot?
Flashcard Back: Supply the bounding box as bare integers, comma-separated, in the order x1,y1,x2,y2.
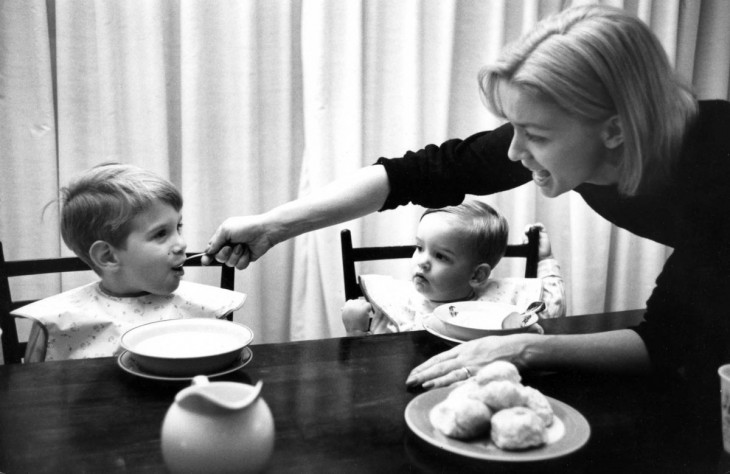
161,376,275,474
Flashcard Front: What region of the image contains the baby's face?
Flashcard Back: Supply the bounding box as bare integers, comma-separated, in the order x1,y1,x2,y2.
108,201,187,296
411,213,480,302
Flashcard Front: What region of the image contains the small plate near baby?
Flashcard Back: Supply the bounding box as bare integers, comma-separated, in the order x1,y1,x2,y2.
432,301,537,341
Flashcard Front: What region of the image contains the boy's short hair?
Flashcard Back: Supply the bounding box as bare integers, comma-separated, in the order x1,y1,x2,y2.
60,163,183,269
421,200,509,269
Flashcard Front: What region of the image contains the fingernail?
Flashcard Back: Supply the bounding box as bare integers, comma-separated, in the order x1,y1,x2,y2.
422,381,433,389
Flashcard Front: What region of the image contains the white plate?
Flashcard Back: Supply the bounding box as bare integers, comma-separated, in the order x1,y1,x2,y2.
120,319,254,376
117,347,253,382
422,314,465,344
405,386,590,462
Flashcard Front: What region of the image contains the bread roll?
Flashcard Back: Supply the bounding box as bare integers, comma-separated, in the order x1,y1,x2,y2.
490,407,546,450
474,360,521,386
479,380,526,411
429,397,492,439
521,385,554,427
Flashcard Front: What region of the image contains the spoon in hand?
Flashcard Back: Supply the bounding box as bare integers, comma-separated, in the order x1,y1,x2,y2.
501,301,545,330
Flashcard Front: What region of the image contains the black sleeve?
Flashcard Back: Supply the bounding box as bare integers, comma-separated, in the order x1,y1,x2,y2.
374,123,532,211
633,250,730,379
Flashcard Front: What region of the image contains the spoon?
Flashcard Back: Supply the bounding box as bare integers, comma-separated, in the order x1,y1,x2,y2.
501,301,546,330
185,252,207,261
185,244,249,262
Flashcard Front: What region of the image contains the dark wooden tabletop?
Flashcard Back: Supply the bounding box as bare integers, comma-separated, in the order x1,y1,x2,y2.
0,309,727,473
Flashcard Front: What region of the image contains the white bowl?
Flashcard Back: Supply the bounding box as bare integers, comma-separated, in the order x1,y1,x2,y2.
432,301,527,340
120,319,254,376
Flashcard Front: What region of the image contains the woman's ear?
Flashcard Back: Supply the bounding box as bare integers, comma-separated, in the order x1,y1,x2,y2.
89,240,119,271
601,115,624,150
470,263,492,287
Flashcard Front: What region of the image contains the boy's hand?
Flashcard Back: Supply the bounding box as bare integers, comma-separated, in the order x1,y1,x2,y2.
525,223,553,261
341,298,374,335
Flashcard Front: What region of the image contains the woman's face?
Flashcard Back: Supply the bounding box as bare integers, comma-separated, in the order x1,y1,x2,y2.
500,82,620,197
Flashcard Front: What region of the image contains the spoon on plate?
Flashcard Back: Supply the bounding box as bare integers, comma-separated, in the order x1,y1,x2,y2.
501,301,545,330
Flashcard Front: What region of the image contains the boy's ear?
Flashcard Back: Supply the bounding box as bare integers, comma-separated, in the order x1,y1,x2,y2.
88,240,119,270
470,263,492,286
601,115,624,150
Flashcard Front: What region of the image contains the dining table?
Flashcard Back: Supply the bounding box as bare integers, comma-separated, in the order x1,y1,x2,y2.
0,309,727,473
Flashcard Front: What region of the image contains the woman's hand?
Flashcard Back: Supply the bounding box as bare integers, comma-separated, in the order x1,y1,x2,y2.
202,215,276,270
405,333,541,389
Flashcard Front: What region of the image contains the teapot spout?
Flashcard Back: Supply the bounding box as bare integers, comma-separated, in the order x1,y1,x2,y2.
176,377,263,411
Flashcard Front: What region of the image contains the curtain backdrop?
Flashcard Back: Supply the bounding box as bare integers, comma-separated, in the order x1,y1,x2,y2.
1,0,729,354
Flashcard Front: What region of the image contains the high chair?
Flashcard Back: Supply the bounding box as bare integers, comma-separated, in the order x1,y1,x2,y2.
340,227,540,301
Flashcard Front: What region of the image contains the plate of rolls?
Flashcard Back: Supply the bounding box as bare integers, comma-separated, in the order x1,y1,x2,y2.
404,361,590,462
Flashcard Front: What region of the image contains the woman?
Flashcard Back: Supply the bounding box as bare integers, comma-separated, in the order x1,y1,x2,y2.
204,5,730,418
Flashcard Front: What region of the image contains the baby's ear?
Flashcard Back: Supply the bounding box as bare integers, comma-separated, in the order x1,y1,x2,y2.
470,263,492,286
89,240,119,270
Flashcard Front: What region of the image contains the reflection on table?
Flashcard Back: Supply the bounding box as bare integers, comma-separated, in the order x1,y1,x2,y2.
0,309,726,473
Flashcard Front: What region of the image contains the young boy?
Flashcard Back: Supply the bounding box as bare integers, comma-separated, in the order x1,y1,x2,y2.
341,200,564,335
13,163,246,362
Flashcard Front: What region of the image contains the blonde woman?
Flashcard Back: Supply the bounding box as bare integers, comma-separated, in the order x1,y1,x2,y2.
205,5,727,431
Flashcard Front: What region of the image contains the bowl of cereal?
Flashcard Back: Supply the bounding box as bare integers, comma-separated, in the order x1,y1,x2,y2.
120,318,254,376
433,301,533,340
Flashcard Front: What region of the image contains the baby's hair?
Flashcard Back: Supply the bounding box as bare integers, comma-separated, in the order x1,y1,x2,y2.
60,163,183,269
421,200,509,268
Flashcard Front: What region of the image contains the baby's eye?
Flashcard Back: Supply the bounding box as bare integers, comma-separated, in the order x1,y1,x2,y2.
177,222,184,233
154,229,168,239
435,253,449,262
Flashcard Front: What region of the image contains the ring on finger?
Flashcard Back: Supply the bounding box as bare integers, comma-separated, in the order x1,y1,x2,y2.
461,366,471,379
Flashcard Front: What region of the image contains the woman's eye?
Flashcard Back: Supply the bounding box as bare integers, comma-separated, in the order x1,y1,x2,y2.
525,131,545,143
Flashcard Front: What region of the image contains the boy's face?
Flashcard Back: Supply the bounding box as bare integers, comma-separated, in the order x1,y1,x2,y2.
110,201,187,296
411,212,480,302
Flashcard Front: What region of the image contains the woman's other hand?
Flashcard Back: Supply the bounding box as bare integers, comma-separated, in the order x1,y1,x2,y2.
405,333,540,389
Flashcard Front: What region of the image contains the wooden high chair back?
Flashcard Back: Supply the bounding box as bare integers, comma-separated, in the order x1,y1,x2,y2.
0,242,235,364
340,227,539,301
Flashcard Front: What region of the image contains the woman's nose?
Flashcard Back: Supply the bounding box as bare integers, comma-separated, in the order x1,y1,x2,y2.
507,134,526,162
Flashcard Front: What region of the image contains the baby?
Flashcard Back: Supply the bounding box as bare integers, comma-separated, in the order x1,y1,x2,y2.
341,200,564,335
14,163,246,362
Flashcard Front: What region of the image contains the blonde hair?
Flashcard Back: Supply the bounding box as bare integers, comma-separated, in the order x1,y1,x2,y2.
422,200,509,269
60,163,183,269
479,5,698,195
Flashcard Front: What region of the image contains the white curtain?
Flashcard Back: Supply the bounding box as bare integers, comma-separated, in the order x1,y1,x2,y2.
2,0,729,353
